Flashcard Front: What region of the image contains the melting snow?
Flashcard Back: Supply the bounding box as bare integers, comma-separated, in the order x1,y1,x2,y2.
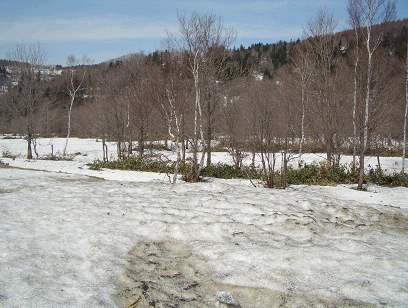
0,137,407,306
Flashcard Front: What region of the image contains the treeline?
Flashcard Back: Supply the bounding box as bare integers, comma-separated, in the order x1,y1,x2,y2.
1,0,408,187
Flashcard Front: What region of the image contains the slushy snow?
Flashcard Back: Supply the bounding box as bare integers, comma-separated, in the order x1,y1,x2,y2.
0,137,407,306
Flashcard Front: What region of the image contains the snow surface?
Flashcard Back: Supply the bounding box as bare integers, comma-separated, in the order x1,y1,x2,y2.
0,137,169,182
0,136,405,178
1,137,408,306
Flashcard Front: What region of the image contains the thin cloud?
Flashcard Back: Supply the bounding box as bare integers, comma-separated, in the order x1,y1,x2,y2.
0,14,301,43
0,16,177,42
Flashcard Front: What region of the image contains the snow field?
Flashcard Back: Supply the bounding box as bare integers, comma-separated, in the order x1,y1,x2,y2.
0,137,407,306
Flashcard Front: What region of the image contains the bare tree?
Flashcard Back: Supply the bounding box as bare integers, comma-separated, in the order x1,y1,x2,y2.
305,10,341,165
352,0,396,189
125,57,155,158
348,0,362,169
158,56,189,183
402,39,408,173
92,67,113,162
246,80,280,188
174,12,235,181
63,55,88,156
95,63,128,160
291,43,312,161
202,44,234,166
7,43,45,159
222,81,247,168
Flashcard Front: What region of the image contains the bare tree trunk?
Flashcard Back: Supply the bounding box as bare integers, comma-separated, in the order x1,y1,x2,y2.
26,102,34,159
280,150,288,189
191,67,201,181
181,117,186,164
128,138,133,156
173,138,181,184
32,136,39,159
162,87,183,184
117,140,122,160
326,132,334,165
206,100,212,166
352,55,359,170
138,126,144,158
377,152,382,171
349,2,360,171
63,67,85,157
172,112,183,184
63,96,74,156
402,40,408,174
197,98,206,177
299,85,306,161
181,138,186,163
27,133,33,159
358,51,372,190
358,139,365,187
102,135,108,162
102,137,106,162
104,143,108,162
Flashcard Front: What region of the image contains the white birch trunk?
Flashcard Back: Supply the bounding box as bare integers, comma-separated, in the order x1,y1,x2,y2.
352,49,359,169
193,57,200,175
363,52,372,152
358,28,373,189
63,95,75,156
351,12,360,170
299,84,305,161
192,52,206,180
63,70,85,157
164,88,183,184
402,40,408,174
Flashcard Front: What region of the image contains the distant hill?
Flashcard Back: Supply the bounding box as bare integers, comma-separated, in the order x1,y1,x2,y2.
223,18,408,79
2,18,408,89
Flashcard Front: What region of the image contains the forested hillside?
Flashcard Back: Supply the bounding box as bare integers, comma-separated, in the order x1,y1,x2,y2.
1,12,408,185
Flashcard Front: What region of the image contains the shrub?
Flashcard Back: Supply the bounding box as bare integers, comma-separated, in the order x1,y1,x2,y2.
286,162,357,186
88,157,408,187
366,168,408,187
2,135,21,140
201,163,255,179
39,154,74,161
144,142,172,151
1,148,17,159
88,156,184,174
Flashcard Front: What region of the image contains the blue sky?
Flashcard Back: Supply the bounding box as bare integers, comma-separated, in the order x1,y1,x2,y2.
1,0,408,65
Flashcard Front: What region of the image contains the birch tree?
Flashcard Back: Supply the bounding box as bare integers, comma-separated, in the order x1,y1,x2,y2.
352,0,396,189
63,55,87,156
348,0,362,170
291,44,312,161
174,12,234,181
402,39,408,174
161,72,188,183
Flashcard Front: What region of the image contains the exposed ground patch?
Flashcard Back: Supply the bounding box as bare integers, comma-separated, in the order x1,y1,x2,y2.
113,241,372,308
1,169,407,307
